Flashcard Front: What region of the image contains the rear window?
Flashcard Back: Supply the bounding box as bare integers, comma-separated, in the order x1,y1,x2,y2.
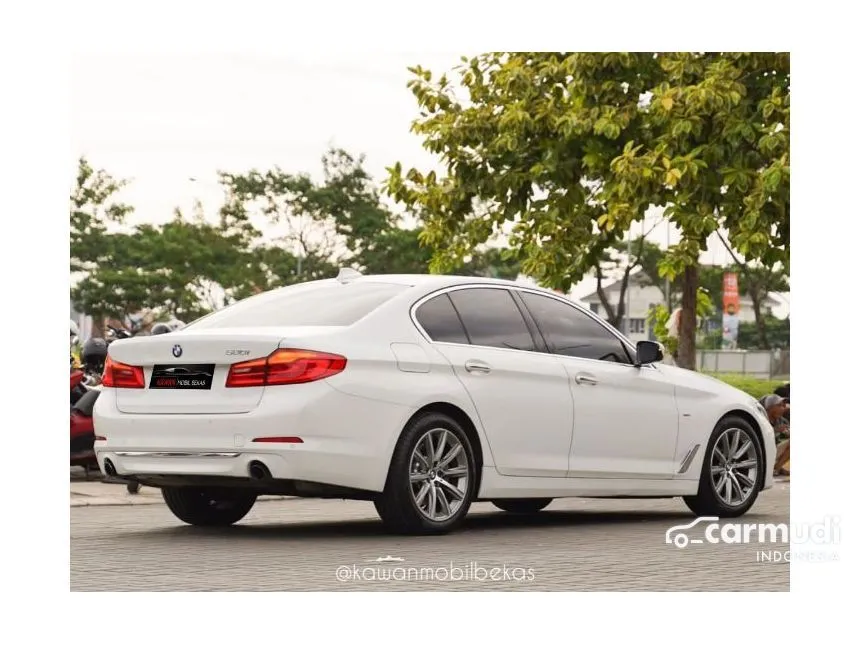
185,281,408,329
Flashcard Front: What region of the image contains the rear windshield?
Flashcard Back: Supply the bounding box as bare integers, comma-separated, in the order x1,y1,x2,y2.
185,281,408,329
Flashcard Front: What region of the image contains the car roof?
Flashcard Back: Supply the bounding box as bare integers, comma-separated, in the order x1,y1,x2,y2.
350,273,532,289
343,273,578,302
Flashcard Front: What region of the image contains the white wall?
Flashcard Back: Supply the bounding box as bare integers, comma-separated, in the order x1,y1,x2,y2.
586,284,665,342
585,283,776,342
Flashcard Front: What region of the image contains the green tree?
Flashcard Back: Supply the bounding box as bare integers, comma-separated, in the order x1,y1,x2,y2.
71,157,264,325
219,148,418,281
133,208,265,319
70,157,134,274
70,158,143,329
738,315,789,350
388,52,789,370
606,53,789,367
648,290,715,360
219,146,517,280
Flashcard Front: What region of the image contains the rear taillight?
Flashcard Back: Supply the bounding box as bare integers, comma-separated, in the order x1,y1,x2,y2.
225,349,347,388
102,356,145,389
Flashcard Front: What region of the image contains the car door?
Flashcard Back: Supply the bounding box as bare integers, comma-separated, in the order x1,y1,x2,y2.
516,290,680,479
414,287,574,478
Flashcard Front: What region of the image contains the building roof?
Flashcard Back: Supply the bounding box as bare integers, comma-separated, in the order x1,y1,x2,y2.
579,268,782,306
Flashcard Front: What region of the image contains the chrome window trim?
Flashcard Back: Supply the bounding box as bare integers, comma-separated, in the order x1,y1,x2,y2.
409,283,658,370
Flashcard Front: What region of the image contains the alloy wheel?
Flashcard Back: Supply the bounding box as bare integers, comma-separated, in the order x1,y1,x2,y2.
409,427,470,522
709,427,759,507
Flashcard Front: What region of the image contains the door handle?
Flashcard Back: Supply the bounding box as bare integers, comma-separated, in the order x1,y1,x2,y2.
575,373,599,386
464,360,491,374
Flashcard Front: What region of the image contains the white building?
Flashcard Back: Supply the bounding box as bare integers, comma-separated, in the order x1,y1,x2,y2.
578,269,784,343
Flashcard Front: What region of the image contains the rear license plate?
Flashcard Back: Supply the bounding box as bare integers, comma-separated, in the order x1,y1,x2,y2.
150,364,216,390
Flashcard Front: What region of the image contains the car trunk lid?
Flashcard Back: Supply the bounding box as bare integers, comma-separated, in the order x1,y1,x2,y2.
108,327,343,414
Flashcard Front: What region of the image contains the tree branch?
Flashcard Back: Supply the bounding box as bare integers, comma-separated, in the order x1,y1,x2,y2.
715,230,746,268
595,266,616,323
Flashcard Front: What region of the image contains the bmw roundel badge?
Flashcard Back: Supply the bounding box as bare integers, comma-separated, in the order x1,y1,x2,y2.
172,344,183,358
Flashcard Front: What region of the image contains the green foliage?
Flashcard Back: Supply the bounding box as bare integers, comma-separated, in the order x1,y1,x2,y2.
709,374,786,400
389,52,789,368
219,147,520,282
71,149,522,326
648,287,713,355
738,315,790,350
219,148,430,281
71,160,275,323
70,157,134,275
647,304,677,356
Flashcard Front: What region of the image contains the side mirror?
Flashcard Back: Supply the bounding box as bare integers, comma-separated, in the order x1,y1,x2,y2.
635,340,663,366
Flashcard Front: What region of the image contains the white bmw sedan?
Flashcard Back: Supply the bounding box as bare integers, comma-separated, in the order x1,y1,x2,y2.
94,272,775,535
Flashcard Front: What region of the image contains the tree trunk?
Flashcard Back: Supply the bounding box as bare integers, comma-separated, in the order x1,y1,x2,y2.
614,266,631,331
677,265,698,370
91,317,105,339
596,267,630,331
748,289,771,350
595,270,620,329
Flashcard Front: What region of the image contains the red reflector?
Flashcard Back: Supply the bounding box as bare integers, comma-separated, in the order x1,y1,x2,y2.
94,436,107,442
101,356,145,389
226,349,346,388
251,436,303,443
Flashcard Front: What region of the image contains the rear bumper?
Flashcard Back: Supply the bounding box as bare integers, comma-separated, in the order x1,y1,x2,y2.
93,382,411,493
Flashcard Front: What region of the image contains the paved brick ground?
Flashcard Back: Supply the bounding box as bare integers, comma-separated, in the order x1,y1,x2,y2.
71,481,789,591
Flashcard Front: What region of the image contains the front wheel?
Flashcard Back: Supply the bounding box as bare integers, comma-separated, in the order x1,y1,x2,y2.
375,412,477,535
162,487,257,527
491,498,553,514
683,415,764,518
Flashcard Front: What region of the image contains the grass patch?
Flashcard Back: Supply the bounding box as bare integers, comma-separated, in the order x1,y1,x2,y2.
707,373,787,399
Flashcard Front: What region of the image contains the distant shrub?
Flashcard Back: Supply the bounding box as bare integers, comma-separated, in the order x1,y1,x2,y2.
709,373,787,400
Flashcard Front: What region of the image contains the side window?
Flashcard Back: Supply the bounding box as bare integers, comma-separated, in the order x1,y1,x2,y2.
415,294,470,344
519,292,632,364
448,288,535,352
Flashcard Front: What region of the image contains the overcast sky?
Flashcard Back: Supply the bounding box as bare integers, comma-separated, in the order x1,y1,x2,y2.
71,52,787,311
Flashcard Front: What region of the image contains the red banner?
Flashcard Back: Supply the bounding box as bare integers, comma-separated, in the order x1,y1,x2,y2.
722,272,741,348
722,272,740,314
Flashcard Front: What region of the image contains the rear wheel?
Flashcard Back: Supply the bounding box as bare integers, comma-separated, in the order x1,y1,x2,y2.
375,412,477,535
491,498,553,514
162,487,257,527
683,416,763,518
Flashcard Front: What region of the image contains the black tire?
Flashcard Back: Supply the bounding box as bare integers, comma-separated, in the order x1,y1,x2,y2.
491,498,553,514
683,415,764,518
161,487,257,527
126,482,140,494
375,411,477,535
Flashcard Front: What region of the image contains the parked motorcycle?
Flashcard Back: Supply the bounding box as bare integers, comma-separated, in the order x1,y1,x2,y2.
69,330,144,492
70,387,99,469
105,324,133,343
70,339,108,466
70,369,89,407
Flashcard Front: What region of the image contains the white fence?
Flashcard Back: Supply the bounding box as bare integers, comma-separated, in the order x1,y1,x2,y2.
696,349,789,379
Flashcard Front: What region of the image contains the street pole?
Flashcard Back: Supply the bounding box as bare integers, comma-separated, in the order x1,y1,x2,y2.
625,226,632,336
665,220,671,308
